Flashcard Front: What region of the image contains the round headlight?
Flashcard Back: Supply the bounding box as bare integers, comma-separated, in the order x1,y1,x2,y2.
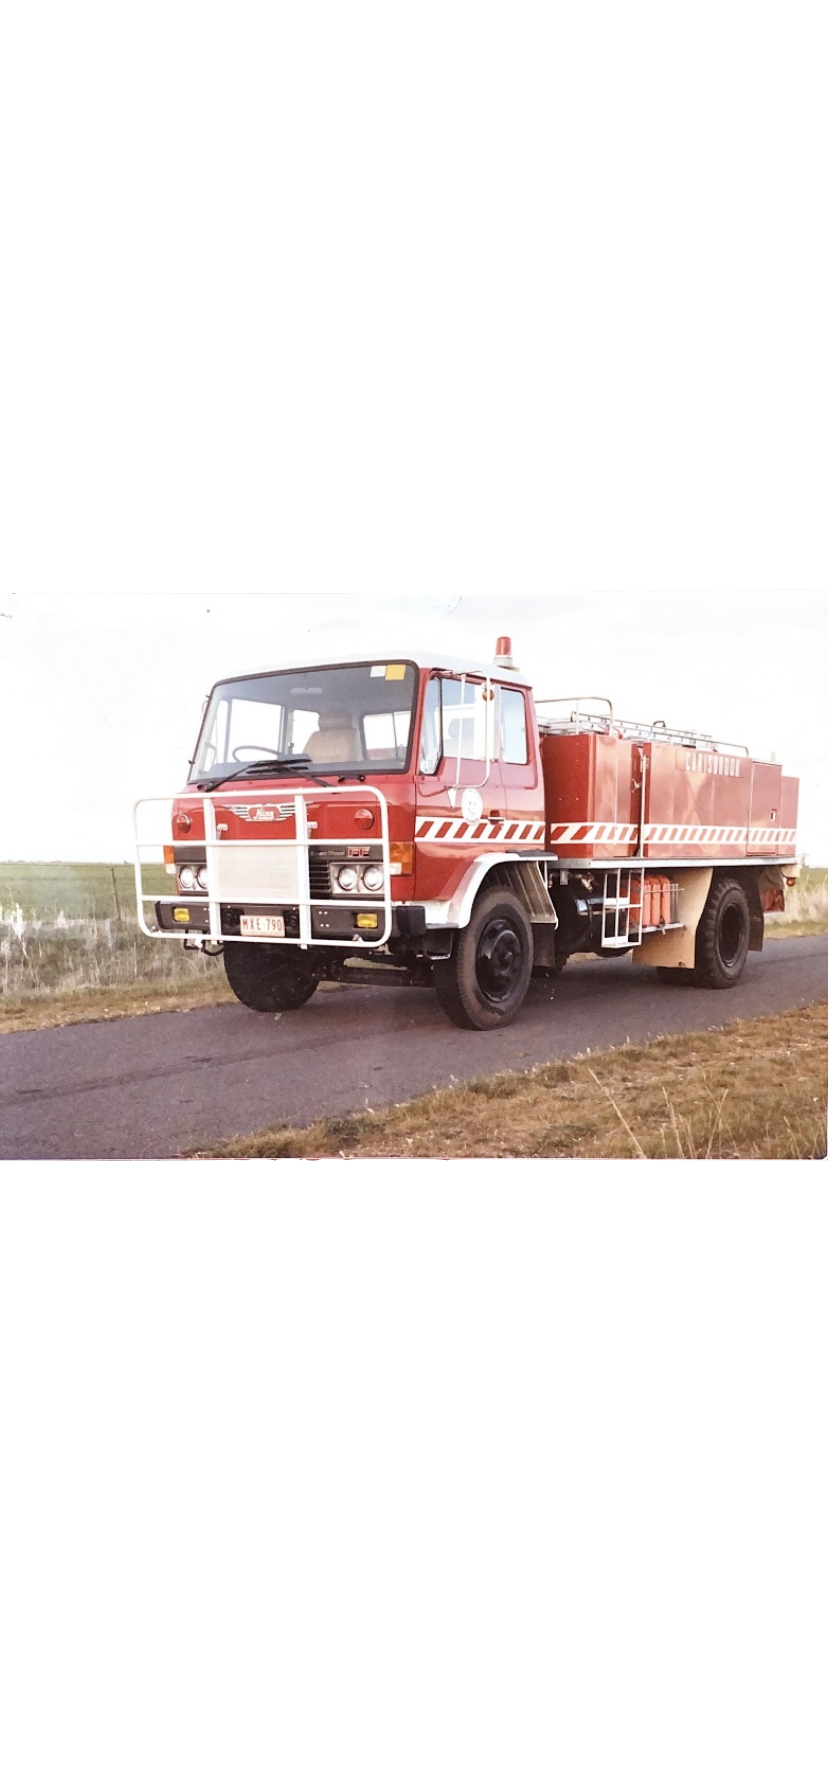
336,865,359,892
196,866,209,891
179,865,198,891
361,864,384,893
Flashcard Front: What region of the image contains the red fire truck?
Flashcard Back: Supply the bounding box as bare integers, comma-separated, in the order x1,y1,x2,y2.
134,640,799,1029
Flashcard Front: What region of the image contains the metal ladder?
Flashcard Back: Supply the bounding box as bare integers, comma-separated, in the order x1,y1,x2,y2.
601,867,645,948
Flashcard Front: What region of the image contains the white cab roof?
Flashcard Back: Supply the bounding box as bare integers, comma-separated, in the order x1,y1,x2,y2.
222,652,527,683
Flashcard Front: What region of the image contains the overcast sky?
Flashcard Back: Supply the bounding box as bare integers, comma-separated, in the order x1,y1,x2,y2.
0,592,825,863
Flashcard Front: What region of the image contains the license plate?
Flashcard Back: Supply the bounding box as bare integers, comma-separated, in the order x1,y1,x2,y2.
240,914,286,938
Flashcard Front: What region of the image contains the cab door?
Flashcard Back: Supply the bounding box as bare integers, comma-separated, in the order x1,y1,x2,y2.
496,684,545,843
415,675,507,900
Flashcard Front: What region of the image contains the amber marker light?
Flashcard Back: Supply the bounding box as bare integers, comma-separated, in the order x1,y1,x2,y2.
389,842,415,876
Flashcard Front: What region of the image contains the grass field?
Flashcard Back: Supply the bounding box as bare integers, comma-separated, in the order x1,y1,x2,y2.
0,861,139,921
0,860,825,1033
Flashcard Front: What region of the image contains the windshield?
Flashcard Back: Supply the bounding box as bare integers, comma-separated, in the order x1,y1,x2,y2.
190,661,418,783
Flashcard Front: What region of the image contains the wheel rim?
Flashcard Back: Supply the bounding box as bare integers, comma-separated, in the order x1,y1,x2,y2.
719,902,747,967
476,919,524,1001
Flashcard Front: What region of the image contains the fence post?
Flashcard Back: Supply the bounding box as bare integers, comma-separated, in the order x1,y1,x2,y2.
110,867,123,924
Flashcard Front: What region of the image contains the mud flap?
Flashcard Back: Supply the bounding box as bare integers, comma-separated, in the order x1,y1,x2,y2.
632,867,713,969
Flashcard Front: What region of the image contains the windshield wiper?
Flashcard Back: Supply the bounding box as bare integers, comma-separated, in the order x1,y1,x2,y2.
196,756,330,792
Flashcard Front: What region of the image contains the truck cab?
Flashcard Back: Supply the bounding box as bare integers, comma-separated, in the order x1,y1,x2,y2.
135,646,551,1027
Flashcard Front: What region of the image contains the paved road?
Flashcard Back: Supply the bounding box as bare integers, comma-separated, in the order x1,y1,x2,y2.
2,936,826,1159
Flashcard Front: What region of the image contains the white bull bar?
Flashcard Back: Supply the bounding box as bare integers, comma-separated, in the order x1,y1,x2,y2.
134,784,393,948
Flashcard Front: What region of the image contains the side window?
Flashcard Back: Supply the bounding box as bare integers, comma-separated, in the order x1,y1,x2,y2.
500,688,528,764
419,677,497,773
364,711,410,760
419,678,443,774
442,678,493,764
199,697,229,771
228,697,285,761
289,709,321,754
441,678,475,762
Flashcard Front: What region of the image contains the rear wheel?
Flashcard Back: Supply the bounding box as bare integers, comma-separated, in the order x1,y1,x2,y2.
693,874,750,988
433,889,534,1030
223,941,321,1012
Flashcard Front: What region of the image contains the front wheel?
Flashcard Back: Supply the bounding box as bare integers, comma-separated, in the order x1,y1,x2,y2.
433,889,534,1030
223,941,321,1012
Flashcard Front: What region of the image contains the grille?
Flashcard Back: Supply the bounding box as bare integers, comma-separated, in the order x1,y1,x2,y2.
309,861,332,898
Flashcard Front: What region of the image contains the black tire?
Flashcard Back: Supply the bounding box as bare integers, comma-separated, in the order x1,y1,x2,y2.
223,941,321,1013
693,874,751,989
433,889,534,1030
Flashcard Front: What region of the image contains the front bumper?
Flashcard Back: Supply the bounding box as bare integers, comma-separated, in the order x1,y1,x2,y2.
154,900,428,944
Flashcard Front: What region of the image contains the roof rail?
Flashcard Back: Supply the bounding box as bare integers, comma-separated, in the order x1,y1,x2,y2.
614,718,750,754
536,698,749,754
535,696,614,732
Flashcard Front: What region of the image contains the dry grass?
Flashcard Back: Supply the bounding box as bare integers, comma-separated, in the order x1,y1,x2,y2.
0,981,235,1034
0,868,228,1033
765,867,828,937
193,1003,828,1161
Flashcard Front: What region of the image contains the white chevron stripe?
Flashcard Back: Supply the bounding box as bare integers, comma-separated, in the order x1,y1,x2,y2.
549,822,638,843
415,815,548,846
414,813,796,852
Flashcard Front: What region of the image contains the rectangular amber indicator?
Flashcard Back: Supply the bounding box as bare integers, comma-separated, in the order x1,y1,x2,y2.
389,841,415,876
385,664,406,680
174,908,191,923
356,913,379,929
